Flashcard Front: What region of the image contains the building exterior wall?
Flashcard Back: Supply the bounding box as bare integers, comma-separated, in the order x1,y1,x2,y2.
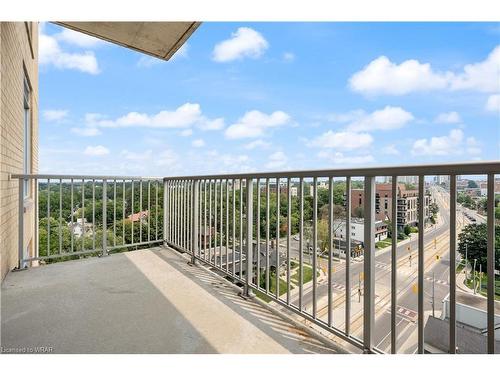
0,22,39,281
350,183,430,229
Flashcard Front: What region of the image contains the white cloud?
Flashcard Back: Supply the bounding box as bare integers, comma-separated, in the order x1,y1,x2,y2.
381,145,400,155
450,46,500,92
84,145,109,156
71,127,101,137
121,149,153,161
317,151,375,165
212,27,268,62
411,129,481,156
349,45,500,96
225,110,290,139
486,94,500,112
309,131,373,150
39,32,100,74
179,129,193,137
198,118,225,131
155,150,178,167
42,109,68,122
434,111,461,124
85,103,222,131
283,52,295,62
244,139,271,150
345,106,414,132
265,151,287,169
192,139,205,148
54,28,104,48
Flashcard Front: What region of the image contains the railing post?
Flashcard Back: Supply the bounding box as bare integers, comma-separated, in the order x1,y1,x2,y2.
363,176,375,353
166,179,170,245
189,180,199,266
17,178,25,270
102,179,108,256
242,178,254,298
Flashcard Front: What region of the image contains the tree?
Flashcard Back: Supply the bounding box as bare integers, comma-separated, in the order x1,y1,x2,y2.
467,180,478,188
353,206,364,218
458,223,500,272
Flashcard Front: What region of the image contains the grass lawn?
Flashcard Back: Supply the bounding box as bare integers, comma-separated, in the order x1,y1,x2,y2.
375,237,406,249
290,265,320,284
255,272,292,303
464,274,500,300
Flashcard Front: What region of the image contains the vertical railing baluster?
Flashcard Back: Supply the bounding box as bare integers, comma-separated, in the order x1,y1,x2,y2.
266,178,270,294
81,179,84,252
122,180,125,246
139,179,143,243
34,178,39,259
243,178,254,297
449,174,457,354
92,179,95,251
345,176,351,336
328,176,333,326
240,179,243,279
312,177,317,317
287,178,291,305
299,177,304,311
486,173,495,354
102,179,107,256
131,180,135,245
418,175,425,354
226,179,229,272
232,179,236,275
70,179,74,253
256,178,261,289
148,181,151,243
113,180,117,248
18,178,24,269
190,180,199,265
391,175,398,353
156,181,159,241
276,178,280,299
59,179,62,254
163,180,168,245
48,178,51,257
209,180,213,264
220,179,223,268
363,176,375,353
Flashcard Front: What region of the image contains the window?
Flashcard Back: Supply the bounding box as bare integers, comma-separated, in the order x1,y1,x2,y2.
23,74,32,199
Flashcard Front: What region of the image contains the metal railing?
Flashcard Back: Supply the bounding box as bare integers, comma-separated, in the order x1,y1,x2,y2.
13,174,164,264
13,161,500,354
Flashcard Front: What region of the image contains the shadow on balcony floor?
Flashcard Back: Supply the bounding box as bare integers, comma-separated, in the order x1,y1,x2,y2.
1,247,343,354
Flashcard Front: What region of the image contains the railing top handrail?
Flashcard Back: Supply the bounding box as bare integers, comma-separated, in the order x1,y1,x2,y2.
162,160,500,181
10,160,500,182
10,174,163,181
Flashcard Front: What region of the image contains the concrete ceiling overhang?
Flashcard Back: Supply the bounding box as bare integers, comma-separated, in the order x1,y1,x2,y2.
55,22,200,60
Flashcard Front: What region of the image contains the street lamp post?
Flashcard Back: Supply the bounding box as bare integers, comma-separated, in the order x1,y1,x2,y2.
473,258,477,295
432,272,435,318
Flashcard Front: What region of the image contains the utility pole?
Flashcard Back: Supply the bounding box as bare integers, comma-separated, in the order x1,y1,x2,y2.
464,243,468,279
479,264,482,294
358,272,362,303
432,272,435,318
473,258,477,295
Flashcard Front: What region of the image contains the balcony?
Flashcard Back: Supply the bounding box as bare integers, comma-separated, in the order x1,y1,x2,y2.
3,161,500,354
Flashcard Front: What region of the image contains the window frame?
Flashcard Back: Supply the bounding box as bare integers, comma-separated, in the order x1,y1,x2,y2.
23,73,32,200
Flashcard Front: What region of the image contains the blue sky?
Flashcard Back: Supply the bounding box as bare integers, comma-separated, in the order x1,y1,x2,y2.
39,22,500,176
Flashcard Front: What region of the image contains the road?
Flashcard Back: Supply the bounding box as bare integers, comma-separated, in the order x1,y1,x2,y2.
274,184,481,353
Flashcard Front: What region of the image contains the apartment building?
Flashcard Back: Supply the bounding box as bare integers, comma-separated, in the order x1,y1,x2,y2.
0,22,39,280
350,183,431,229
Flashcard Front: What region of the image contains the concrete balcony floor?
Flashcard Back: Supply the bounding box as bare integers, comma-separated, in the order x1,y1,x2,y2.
1,247,343,354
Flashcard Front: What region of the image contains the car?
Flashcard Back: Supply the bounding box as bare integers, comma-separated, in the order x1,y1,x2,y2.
293,235,300,241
